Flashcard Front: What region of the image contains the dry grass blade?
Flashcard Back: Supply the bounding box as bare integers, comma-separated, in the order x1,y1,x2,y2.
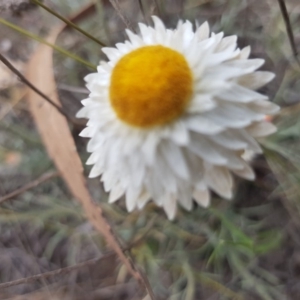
25,4,155,299
109,0,134,31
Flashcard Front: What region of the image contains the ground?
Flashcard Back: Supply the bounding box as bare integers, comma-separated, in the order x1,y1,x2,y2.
0,0,300,299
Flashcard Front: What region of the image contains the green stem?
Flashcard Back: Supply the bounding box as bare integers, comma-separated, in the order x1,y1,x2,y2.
0,18,97,70
31,0,106,47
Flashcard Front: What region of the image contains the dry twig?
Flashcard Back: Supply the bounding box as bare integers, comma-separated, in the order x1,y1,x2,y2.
0,253,114,290
277,0,299,64
0,170,59,204
0,53,83,126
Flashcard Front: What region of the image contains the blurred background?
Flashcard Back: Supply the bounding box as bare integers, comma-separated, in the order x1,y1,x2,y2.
0,0,299,299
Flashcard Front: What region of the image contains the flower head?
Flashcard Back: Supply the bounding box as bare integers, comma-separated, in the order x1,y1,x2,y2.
77,16,279,220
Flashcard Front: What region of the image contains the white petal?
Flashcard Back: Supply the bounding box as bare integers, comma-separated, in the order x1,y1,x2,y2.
137,189,151,209
84,73,99,82
217,84,268,103
208,130,247,150
86,151,101,165
189,134,228,165
169,120,190,145
241,149,255,162
239,46,251,59
178,187,193,211
109,184,125,203
206,103,265,128
125,29,144,47
87,134,105,153
215,35,237,52
145,171,164,201
207,49,240,66
138,23,155,44
115,42,131,54
152,16,166,32
237,71,275,89
195,21,210,41
205,65,253,80
101,47,121,61
193,188,210,207
246,121,277,137
89,164,102,178
233,161,255,180
183,149,205,181
186,116,224,135
102,168,119,192
125,186,141,212
127,154,146,188
248,100,280,115
195,77,230,91
141,132,158,165
79,126,95,138
160,141,190,180
162,194,177,220
222,59,264,72
188,94,216,113
204,165,233,199
76,107,90,119
153,152,177,193
231,129,262,153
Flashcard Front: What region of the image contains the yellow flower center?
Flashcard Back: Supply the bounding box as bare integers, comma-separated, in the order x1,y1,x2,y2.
109,45,193,128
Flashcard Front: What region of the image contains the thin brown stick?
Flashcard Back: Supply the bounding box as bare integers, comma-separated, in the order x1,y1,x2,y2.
0,53,81,126
0,170,59,204
0,233,156,292
109,0,134,31
277,0,299,64
0,253,114,290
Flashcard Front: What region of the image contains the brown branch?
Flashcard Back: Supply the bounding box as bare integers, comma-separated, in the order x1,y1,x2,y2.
277,0,299,64
0,252,115,290
109,0,134,31
0,53,83,126
0,170,59,204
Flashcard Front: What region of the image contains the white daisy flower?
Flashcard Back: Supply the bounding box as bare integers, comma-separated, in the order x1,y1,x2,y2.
77,16,279,220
